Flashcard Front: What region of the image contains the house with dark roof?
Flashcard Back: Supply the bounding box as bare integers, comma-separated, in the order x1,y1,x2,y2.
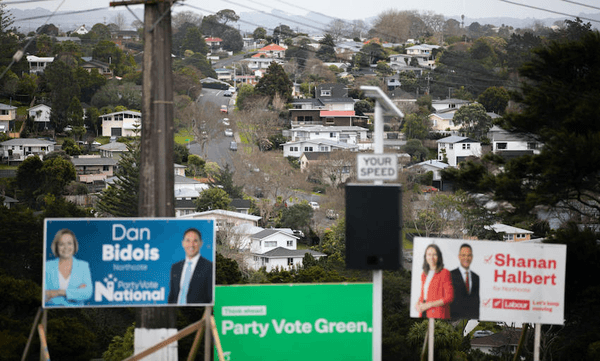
71,155,118,183
81,59,113,78
470,329,521,356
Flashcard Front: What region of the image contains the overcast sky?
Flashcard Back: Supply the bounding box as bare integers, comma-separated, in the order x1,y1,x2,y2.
8,0,598,21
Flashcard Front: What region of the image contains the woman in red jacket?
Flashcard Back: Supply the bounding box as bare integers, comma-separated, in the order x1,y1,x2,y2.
415,244,454,319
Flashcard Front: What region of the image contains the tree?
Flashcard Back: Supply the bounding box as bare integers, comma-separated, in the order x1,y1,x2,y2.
273,24,294,40
67,96,84,128
44,60,80,132
401,139,428,163
195,187,231,212
209,164,244,199
96,140,140,217
181,26,208,54
477,86,509,115
498,30,600,220
278,204,313,232
452,103,492,140
221,28,243,52
253,27,266,39
172,11,203,30
402,113,430,140
254,61,293,103
316,34,337,62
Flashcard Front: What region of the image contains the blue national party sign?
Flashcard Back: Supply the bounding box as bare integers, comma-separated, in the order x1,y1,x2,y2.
43,218,215,308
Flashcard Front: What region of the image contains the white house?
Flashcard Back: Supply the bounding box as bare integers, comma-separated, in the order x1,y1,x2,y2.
488,125,541,157
26,55,54,74
253,247,327,272
282,139,358,158
486,223,534,242
405,44,440,68
408,160,450,188
100,110,142,137
241,58,284,70
175,174,209,198
437,136,482,167
289,125,368,144
27,104,52,130
431,98,472,113
71,155,118,183
73,24,89,35
179,209,261,231
0,138,55,162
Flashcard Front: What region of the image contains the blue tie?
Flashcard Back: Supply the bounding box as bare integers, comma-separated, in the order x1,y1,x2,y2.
178,261,192,304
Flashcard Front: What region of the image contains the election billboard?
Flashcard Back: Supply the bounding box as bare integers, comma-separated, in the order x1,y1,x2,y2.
43,218,215,308
214,283,372,360
410,237,566,325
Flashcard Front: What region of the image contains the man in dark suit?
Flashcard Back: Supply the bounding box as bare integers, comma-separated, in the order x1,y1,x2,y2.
450,243,480,319
168,228,213,304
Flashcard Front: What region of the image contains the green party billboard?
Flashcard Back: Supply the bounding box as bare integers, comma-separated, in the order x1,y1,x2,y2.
214,283,372,360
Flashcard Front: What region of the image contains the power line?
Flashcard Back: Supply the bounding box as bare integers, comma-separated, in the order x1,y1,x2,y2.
561,0,600,12
499,0,600,24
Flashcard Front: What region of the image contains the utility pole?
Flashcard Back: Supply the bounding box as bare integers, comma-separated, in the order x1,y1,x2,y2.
110,0,177,359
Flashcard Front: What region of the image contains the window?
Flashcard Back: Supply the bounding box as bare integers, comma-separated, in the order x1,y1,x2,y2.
342,166,350,174
319,146,329,151
264,241,277,247
330,132,335,138
449,144,453,150
462,143,471,150
103,165,109,171
497,142,507,150
287,258,294,266
527,142,538,150
304,147,313,152
320,90,331,96
297,116,304,122
287,241,293,247
305,116,313,122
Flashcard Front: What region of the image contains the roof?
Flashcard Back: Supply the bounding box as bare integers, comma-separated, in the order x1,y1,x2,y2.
437,135,479,144
28,104,51,111
284,139,359,149
319,97,354,104
292,125,368,132
410,160,450,170
231,198,252,209
320,110,356,117
487,223,533,234
205,37,223,42
432,98,472,105
98,142,128,151
1,138,54,146
470,329,521,348
260,43,286,51
252,229,296,240
0,103,17,110
175,174,202,184
258,247,326,258
180,209,262,222
102,110,141,117
174,188,200,198
71,157,118,166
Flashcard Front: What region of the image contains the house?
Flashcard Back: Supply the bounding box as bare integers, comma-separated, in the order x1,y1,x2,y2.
0,138,55,162
0,103,17,122
81,59,113,78
72,24,88,35
0,120,7,134
470,329,521,356
255,43,286,59
437,136,482,167
98,141,128,160
488,125,541,160
253,247,326,272
405,44,440,68
174,163,186,176
215,68,234,82
26,55,54,74
175,188,200,217
282,139,358,158
231,198,252,214
431,98,472,113
174,174,209,198
248,229,327,271
179,209,262,231
1,195,18,209
486,223,534,242
289,125,369,145
71,155,118,183
27,104,52,130
408,160,450,190
205,37,223,51
299,151,354,186
241,58,283,71
335,41,363,61
100,110,142,137
429,110,460,134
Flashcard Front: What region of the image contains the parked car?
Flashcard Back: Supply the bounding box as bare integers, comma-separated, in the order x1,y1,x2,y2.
473,330,494,338
220,105,228,113
222,118,230,126
229,141,237,151
223,90,232,97
326,209,339,219
224,128,233,137
309,201,320,210
292,230,304,238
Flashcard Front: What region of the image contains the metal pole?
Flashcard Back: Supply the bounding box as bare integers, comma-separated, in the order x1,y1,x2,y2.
372,100,383,361
428,318,434,361
534,323,541,361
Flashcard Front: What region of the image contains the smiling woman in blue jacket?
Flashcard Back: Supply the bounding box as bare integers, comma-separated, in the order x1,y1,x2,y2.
45,229,93,306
